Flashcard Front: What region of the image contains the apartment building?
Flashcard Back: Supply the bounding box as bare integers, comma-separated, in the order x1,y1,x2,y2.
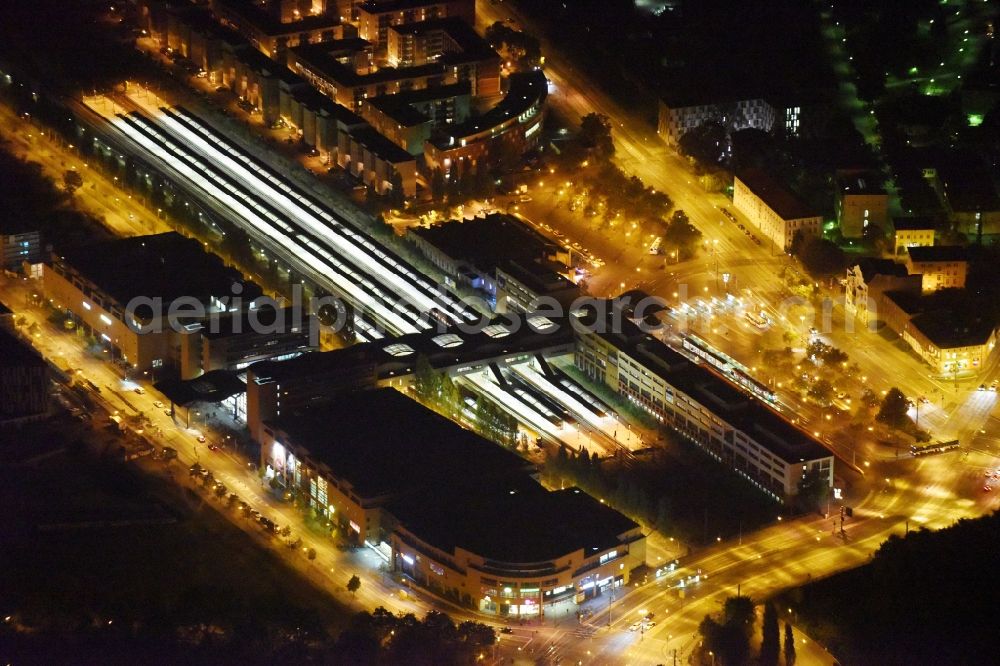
892,216,935,256
733,169,822,251
835,170,888,239
905,245,968,292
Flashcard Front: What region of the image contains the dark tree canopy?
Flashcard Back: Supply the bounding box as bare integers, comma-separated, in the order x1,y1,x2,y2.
876,387,910,429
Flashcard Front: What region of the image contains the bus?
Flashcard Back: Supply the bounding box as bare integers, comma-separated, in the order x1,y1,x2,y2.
910,440,959,457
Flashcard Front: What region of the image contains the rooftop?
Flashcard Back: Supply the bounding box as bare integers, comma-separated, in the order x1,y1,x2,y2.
389,17,498,62
349,126,417,163
882,289,925,315
430,70,547,148
292,41,445,87
51,232,260,310
854,258,909,282
266,388,532,499
892,216,936,232
214,0,342,37
838,171,886,196
366,81,470,127
736,168,817,221
390,482,639,564
250,310,573,385
499,258,578,296
154,370,248,407
910,310,996,349
199,305,311,340
359,0,468,14
411,212,557,274
906,245,968,263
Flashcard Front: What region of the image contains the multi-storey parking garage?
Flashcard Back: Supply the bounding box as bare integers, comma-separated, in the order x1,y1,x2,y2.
104,104,479,340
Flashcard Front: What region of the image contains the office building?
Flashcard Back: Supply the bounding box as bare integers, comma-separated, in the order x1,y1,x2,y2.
733,169,822,251
574,304,834,500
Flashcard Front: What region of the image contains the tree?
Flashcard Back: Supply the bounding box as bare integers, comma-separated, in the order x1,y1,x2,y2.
663,209,703,259
429,168,446,204
760,602,780,666
700,595,756,665
63,169,83,195
793,235,846,277
387,170,406,208
579,113,615,160
807,379,833,405
860,388,879,409
347,574,361,596
876,387,910,429
783,622,796,666
679,121,728,165
413,355,439,403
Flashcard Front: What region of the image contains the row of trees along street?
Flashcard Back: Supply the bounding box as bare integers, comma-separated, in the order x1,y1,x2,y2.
696,596,798,666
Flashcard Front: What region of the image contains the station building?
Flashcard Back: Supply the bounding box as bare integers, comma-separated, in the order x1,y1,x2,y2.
245,311,575,440
259,388,645,615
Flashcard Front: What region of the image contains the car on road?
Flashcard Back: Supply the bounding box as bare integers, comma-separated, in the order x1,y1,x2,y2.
978,384,987,391
197,435,207,443
984,485,992,493
499,626,513,634
163,408,173,417
518,195,532,203
208,443,219,451
134,386,145,395
153,400,164,408
918,396,930,404
991,380,998,391
628,622,642,632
